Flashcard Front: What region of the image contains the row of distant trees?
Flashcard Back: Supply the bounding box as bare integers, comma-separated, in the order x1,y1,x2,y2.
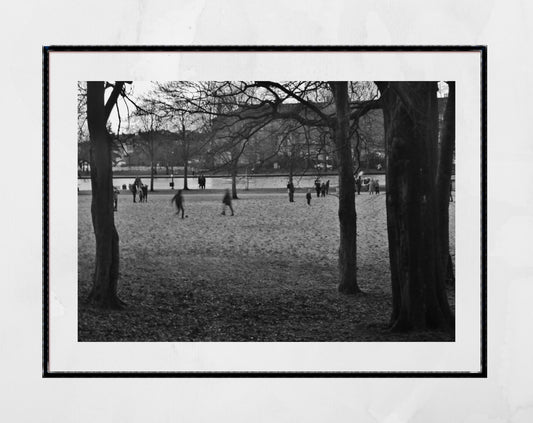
80,80,455,333
78,83,387,188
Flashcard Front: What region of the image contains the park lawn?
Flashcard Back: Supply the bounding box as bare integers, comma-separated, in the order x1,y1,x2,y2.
78,190,455,342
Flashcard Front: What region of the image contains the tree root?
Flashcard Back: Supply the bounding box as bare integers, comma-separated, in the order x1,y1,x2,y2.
86,291,127,310
338,284,363,295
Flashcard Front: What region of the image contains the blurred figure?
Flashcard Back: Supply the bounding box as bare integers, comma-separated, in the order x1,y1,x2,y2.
355,176,362,195
129,183,137,203
325,180,330,195
287,180,295,203
306,189,312,206
133,176,142,190
171,190,185,219
314,178,321,198
374,179,380,194
142,184,148,202
131,176,142,203
368,178,375,195
221,189,234,216
113,187,119,211
321,183,326,197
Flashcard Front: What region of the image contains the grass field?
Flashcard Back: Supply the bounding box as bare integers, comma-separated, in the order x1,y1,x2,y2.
78,190,455,342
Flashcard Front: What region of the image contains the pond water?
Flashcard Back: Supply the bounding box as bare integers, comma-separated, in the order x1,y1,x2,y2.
77,174,388,192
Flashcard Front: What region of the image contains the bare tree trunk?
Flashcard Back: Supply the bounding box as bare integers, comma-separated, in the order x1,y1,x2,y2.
231,158,239,199
377,82,453,331
182,122,190,190
183,159,189,189
86,81,124,309
330,81,360,295
150,160,155,192
149,137,155,192
323,134,329,173
289,157,294,185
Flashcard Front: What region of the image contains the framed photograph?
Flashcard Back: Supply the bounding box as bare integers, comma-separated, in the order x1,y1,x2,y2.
44,46,486,376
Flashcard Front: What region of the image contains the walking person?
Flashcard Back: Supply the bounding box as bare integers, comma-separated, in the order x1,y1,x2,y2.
321,182,326,197
287,180,295,203
314,178,321,198
356,176,362,195
306,189,312,206
221,189,234,216
374,179,380,194
171,190,185,219
325,180,330,195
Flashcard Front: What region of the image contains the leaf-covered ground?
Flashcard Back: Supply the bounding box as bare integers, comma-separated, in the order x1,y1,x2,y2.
78,189,455,342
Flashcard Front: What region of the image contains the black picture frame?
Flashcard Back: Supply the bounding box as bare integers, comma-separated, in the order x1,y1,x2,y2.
43,45,487,378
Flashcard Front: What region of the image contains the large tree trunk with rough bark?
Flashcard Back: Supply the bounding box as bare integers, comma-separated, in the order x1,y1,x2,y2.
330,82,360,294
377,81,453,331
86,81,124,309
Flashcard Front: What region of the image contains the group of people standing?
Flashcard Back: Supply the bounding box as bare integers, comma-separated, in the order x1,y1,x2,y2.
112,176,147,212
115,174,382,218
129,176,149,203
356,176,380,195
286,178,330,206
197,174,206,190
314,178,330,198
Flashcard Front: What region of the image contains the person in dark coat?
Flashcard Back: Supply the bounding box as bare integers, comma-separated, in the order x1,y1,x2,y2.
287,181,295,202
131,176,142,202
314,179,321,198
142,184,148,202
321,183,326,197
306,189,312,206
130,183,137,203
325,180,330,195
171,190,185,218
356,177,362,195
221,189,234,216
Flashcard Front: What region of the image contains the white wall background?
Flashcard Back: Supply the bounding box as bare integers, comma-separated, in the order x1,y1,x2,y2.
2,0,532,421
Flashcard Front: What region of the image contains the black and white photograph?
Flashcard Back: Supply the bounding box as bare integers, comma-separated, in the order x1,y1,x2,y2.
44,49,484,374
76,80,457,343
